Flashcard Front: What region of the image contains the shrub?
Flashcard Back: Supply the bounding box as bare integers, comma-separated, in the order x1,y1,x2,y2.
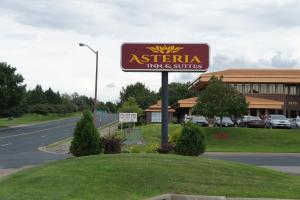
175,122,206,156
70,111,101,157
101,135,122,154
30,104,49,115
169,128,182,146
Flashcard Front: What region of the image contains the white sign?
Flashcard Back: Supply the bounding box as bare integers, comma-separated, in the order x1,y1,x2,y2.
119,113,137,123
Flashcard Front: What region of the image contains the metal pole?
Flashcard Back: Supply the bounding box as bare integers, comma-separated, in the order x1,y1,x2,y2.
161,71,168,146
94,51,99,126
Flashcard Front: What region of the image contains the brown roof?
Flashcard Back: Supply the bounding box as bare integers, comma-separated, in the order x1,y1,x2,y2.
246,96,284,109
190,69,300,90
174,95,284,110
173,97,197,109
145,100,175,112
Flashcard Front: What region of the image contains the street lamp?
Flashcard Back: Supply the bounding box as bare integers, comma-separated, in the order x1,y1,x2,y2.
78,43,99,126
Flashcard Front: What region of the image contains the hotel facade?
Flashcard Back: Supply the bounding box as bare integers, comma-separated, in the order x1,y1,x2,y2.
174,69,300,121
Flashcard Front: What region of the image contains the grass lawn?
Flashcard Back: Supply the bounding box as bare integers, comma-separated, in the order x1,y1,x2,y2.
0,154,300,200
0,112,82,128
126,124,300,153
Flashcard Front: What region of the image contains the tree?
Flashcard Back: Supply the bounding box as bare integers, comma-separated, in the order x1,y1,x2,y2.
71,93,93,111
193,76,248,127
120,82,158,109
0,62,26,117
159,82,197,105
26,85,47,105
45,88,62,104
70,111,101,157
105,101,117,113
119,97,143,117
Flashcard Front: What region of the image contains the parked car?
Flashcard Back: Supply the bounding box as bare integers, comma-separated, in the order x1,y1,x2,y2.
191,116,209,126
238,115,265,128
215,117,234,127
265,115,291,129
288,118,297,128
183,115,192,124
296,117,300,128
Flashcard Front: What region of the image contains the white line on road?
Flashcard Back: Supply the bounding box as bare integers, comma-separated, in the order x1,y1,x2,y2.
0,123,74,140
0,143,12,147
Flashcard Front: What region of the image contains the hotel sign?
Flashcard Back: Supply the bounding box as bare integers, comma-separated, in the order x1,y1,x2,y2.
121,43,209,72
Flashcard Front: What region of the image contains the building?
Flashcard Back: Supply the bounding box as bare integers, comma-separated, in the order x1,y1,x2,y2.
175,69,300,120
145,100,175,123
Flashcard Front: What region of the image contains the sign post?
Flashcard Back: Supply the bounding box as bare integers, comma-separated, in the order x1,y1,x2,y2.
121,43,209,147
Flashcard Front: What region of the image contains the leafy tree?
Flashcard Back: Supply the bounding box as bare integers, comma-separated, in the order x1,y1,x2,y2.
70,111,101,157
159,82,197,105
120,82,158,109
193,76,248,127
45,87,62,104
0,62,26,117
71,92,93,111
119,97,143,117
26,85,47,105
97,101,108,112
105,101,117,113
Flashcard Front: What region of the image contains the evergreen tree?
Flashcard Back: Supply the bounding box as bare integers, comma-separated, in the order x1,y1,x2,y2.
70,111,101,157
27,85,47,105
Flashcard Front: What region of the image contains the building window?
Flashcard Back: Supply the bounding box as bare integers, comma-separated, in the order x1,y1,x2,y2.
261,84,267,93
289,86,297,95
151,112,161,123
277,84,284,94
284,85,289,94
244,84,251,93
237,84,244,93
269,84,276,94
252,84,259,93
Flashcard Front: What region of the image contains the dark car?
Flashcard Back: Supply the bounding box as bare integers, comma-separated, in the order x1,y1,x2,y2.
238,115,265,128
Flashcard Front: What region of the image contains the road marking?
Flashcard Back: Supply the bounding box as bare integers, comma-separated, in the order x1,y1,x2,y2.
0,123,74,140
0,143,12,147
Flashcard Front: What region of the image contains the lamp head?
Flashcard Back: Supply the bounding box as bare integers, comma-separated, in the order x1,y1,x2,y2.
79,43,85,47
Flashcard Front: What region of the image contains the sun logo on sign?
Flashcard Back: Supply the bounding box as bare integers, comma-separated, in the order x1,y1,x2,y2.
146,45,184,54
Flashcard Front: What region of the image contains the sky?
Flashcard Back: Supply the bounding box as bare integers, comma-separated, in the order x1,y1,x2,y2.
1,0,300,103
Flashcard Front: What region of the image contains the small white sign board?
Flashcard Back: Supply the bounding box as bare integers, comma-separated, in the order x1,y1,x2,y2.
119,113,137,123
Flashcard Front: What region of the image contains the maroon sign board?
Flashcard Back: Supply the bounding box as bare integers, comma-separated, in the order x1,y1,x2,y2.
121,43,209,72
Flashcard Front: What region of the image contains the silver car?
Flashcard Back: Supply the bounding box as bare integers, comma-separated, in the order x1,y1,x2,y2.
215,117,234,127
265,115,291,129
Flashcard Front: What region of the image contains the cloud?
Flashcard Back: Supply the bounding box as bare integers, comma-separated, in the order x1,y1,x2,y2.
106,83,115,88
259,52,300,68
211,52,300,71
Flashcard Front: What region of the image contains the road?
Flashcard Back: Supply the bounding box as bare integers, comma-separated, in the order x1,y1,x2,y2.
0,112,118,169
205,152,300,175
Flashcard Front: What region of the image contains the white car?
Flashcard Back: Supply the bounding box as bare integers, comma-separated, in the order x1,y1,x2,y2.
215,117,234,127
265,115,291,129
296,118,300,128
191,116,209,126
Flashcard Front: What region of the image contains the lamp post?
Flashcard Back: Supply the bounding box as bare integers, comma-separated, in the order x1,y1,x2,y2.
79,43,99,126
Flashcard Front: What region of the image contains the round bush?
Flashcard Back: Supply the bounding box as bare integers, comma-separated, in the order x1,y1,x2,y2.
175,122,206,156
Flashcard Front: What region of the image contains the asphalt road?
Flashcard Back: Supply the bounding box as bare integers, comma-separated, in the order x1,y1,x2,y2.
205,152,300,175
0,112,118,169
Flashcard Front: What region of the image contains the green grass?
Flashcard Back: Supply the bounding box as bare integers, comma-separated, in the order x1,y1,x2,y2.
204,127,300,152
0,112,82,128
128,124,300,153
0,154,300,200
